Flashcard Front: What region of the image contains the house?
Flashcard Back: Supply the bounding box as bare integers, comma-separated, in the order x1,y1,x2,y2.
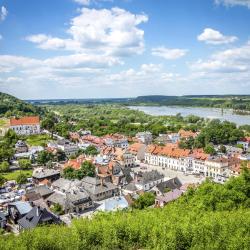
24,185,54,202
81,176,119,201
145,145,192,172
204,157,229,181
178,129,198,139
8,201,32,223
132,170,165,191
18,206,62,230
0,212,7,229
191,149,210,174
47,189,93,214
96,196,129,212
57,139,79,157
15,140,28,153
136,132,153,145
167,133,180,143
152,177,182,196
129,143,146,162
155,134,172,145
32,168,61,184
155,189,183,208
103,135,129,149
237,138,250,151
10,116,40,135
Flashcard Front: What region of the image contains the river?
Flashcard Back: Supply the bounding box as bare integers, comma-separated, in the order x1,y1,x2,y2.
129,106,250,126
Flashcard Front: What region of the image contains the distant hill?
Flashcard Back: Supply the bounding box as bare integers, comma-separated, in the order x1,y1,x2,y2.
0,92,45,117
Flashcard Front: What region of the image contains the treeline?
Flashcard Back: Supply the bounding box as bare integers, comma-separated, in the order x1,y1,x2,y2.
0,92,45,117
0,168,249,249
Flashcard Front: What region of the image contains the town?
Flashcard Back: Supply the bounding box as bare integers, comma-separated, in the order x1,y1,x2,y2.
0,114,249,233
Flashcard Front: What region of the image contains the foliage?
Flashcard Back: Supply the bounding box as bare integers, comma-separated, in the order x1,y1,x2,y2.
84,145,98,156
0,175,6,187
0,92,45,117
63,161,96,180
51,203,64,215
0,161,10,173
25,134,50,147
41,114,57,138
18,159,31,170
1,170,250,249
132,192,156,209
204,144,216,155
16,173,28,185
2,170,32,181
37,151,53,165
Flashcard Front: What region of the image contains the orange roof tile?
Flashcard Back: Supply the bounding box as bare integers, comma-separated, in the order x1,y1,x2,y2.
10,116,40,126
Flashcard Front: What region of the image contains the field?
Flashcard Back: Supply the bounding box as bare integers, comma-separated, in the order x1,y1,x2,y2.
25,134,51,146
2,170,33,181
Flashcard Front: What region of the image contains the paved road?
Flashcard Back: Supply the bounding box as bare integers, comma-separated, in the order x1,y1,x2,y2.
133,164,205,184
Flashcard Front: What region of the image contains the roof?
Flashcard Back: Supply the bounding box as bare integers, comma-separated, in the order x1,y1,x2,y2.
52,178,82,191
156,177,182,193
18,206,61,229
178,129,198,138
10,116,40,126
156,189,183,203
96,196,128,212
135,170,164,185
123,183,138,192
9,201,32,215
32,168,60,179
32,185,54,197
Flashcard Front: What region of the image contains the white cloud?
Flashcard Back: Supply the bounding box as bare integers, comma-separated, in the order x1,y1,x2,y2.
0,34,2,40
197,28,238,45
215,0,250,8
74,0,91,5
190,40,250,73
26,7,148,56
0,6,7,21
151,47,188,60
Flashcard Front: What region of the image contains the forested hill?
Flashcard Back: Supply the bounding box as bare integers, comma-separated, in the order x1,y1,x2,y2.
0,168,249,249
0,92,45,117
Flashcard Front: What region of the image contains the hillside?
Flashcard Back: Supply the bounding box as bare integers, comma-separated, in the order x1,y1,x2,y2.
0,168,249,249
0,92,45,117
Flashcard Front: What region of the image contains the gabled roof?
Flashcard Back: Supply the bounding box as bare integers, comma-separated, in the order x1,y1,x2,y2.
9,201,32,215
10,116,40,126
156,177,182,193
18,206,61,229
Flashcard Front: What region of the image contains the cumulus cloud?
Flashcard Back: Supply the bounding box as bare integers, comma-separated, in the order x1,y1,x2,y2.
74,0,91,5
151,47,188,60
26,7,148,56
0,6,7,21
197,28,238,45
215,0,250,8
190,40,250,73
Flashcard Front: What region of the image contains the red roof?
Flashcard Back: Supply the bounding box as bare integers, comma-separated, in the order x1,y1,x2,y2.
10,116,40,126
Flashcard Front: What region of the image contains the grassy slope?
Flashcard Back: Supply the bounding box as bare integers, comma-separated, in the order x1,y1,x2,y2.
2,170,32,181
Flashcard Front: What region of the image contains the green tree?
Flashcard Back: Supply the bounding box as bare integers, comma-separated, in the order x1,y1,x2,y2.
84,145,98,156
0,175,6,187
0,161,10,173
18,159,31,170
79,161,96,178
63,167,76,180
51,203,64,215
37,151,53,165
41,114,57,138
204,144,216,155
132,192,156,209
16,173,27,185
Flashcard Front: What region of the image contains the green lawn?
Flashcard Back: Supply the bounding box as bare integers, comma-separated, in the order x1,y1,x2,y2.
2,169,33,181
25,134,51,146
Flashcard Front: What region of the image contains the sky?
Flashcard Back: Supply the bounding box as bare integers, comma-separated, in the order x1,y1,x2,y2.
0,0,250,99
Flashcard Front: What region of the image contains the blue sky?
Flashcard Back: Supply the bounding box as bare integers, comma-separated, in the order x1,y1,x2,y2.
0,0,250,99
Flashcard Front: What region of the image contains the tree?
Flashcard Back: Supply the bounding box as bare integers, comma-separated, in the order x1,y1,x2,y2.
132,192,156,209
41,114,57,138
51,203,64,215
16,173,27,185
56,149,66,162
0,175,6,187
37,151,53,165
219,145,227,154
0,161,10,173
84,145,98,156
63,167,76,180
204,144,216,155
80,161,96,178
18,159,31,170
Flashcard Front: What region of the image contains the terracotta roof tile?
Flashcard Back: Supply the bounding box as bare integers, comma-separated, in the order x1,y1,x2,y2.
10,116,40,126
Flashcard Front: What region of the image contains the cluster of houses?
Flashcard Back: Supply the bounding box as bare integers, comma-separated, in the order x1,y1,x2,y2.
1,115,250,233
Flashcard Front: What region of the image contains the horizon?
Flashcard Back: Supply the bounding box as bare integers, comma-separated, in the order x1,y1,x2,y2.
1,0,250,99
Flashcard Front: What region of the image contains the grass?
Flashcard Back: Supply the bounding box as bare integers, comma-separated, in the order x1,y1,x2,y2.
25,134,51,146
0,118,9,128
2,169,33,181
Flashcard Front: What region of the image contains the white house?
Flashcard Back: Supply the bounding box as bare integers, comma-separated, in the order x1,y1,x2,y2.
10,116,40,135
